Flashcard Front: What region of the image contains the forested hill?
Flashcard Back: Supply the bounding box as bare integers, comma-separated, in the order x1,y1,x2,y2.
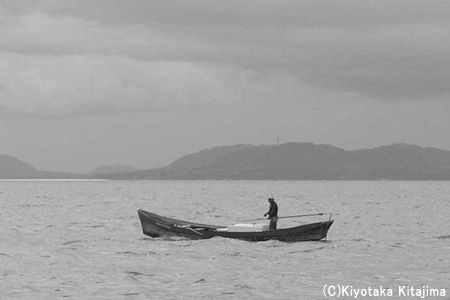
98,143,450,180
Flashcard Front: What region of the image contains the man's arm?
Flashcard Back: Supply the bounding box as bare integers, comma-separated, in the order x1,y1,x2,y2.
267,204,277,218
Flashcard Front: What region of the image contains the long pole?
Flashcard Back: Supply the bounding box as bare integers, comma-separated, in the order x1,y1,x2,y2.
239,213,325,222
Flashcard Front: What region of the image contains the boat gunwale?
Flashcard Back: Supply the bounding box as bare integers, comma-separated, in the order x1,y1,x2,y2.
138,209,333,235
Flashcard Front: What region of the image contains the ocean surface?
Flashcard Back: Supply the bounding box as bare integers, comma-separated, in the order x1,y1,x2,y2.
0,180,449,299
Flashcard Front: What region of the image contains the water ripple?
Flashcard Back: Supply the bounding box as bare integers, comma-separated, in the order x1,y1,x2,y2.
435,234,450,239
62,240,83,245
125,271,154,278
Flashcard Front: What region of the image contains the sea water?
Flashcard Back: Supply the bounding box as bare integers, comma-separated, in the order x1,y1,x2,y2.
0,180,449,299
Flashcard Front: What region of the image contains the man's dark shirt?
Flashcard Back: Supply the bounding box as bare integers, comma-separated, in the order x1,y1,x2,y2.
267,202,278,218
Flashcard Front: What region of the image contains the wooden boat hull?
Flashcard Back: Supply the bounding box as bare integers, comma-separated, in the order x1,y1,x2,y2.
138,209,333,242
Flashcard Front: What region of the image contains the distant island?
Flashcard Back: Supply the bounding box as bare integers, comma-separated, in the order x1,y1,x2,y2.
90,164,138,176
0,154,82,179
2,142,450,180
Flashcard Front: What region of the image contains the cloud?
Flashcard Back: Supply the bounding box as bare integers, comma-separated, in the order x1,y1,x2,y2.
0,51,363,117
0,53,241,116
5,0,450,29
1,0,450,112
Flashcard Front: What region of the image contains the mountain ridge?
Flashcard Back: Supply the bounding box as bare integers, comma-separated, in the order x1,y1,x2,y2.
90,164,138,175
0,154,38,178
98,142,450,180
3,142,450,180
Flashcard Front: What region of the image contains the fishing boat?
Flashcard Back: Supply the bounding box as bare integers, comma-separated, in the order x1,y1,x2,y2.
138,209,334,242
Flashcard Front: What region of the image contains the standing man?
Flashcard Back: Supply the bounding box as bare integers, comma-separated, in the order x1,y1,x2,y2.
264,197,278,230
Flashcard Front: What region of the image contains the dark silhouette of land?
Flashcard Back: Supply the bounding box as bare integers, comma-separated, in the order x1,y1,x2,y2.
3,143,450,180
0,154,82,179
0,154,38,178
97,142,450,180
90,164,137,176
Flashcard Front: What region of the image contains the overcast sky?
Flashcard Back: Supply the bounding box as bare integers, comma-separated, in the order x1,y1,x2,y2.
1,0,450,172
